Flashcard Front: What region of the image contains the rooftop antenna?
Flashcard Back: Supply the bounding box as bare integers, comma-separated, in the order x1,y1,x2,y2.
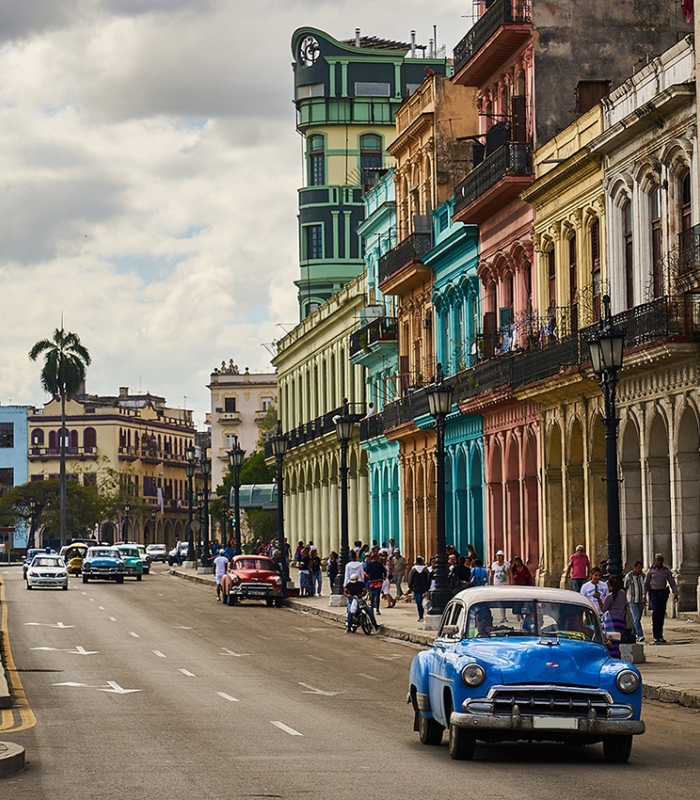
355,27,361,47
410,30,416,58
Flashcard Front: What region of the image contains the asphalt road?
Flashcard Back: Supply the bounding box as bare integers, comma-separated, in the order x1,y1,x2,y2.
2,564,700,800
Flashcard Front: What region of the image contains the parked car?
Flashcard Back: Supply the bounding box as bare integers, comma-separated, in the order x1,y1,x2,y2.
26,554,68,590
408,586,645,763
136,544,150,574
114,544,144,580
81,547,125,583
146,543,167,563
221,555,283,606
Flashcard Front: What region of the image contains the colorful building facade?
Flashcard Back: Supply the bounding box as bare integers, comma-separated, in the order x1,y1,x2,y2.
0,405,30,548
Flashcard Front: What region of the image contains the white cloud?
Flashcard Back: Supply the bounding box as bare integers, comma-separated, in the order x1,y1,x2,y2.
0,0,467,426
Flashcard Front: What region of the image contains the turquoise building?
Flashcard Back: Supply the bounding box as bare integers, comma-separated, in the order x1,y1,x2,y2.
424,200,485,558
351,170,402,548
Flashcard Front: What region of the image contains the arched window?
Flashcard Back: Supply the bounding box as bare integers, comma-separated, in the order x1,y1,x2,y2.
308,135,325,186
32,429,44,446
49,430,57,450
569,234,578,333
360,134,382,189
84,427,97,449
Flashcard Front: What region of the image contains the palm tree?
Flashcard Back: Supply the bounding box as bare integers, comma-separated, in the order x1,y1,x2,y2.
29,328,91,546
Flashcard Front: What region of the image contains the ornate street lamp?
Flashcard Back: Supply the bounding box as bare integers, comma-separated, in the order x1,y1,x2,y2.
227,437,246,556
270,420,290,588
332,399,355,596
200,457,211,567
587,295,625,579
149,507,157,547
426,363,454,618
220,494,229,549
185,448,196,564
123,502,131,543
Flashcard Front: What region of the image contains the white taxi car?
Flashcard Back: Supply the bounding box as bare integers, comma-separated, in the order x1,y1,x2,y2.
26,554,69,590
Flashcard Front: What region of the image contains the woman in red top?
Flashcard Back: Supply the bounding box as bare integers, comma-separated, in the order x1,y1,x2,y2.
510,556,532,585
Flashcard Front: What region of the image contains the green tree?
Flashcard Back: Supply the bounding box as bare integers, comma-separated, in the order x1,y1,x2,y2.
29,328,91,546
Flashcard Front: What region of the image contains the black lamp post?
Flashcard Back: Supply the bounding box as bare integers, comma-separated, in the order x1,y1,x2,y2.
28,497,36,550
123,502,131,543
185,444,196,563
332,399,355,596
426,363,454,617
227,438,246,556
587,295,625,580
270,420,290,586
220,494,229,549
200,457,211,565
149,507,157,547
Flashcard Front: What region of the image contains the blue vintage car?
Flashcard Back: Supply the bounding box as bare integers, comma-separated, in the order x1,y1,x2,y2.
81,547,125,584
409,586,644,762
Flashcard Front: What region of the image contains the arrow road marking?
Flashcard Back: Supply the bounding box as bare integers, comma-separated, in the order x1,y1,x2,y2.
97,681,141,694
25,622,74,628
179,669,196,677
216,692,239,702
153,650,166,658
32,646,98,655
298,682,341,696
270,721,303,736
220,648,249,657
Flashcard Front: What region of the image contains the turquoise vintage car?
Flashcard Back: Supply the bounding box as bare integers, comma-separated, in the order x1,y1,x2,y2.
408,586,644,763
115,544,144,580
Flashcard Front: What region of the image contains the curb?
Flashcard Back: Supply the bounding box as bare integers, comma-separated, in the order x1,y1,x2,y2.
0,742,25,778
169,568,700,709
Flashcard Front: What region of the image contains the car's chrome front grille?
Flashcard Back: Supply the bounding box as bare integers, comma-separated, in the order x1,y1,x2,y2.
488,686,612,718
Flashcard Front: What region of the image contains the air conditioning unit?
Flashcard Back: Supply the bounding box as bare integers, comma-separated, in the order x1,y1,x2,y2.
423,316,432,329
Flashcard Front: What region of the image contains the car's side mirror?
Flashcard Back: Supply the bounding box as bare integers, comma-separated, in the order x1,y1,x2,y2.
605,631,621,643
440,624,459,638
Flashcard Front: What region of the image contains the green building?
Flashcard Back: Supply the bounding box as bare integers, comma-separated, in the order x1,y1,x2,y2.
292,27,446,318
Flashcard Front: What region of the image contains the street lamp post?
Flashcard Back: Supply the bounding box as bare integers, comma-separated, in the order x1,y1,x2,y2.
185,444,196,564
220,494,228,549
28,497,36,550
227,438,246,556
200,458,211,566
123,502,130,543
426,363,454,618
270,420,290,588
149,507,157,548
332,399,355,596
587,295,626,580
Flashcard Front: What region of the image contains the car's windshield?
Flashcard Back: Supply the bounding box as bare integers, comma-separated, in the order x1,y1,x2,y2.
234,559,272,571
119,548,139,557
462,600,602,643
32,557,65,568
89,549,118,559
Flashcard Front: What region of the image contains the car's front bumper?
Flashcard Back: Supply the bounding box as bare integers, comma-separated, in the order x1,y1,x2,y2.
451,710,645,736
228,586,280,599
27,577,68,588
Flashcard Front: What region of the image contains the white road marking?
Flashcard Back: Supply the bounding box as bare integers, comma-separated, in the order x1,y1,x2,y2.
216,692,239,702
258,635,272,640
375,654,405,660
98,606,105,610
153,650,166,658
109,617,117,622
31,646,98,655
129,631,139,638
299,682,341,696
220,648,249,657
98,681,141,694
357,673,378,681
308,655,324,661
24,622,74,628
270,721,303,736
158,593,164,597
90,598,95,602
179,669,196,677
174,625,192,630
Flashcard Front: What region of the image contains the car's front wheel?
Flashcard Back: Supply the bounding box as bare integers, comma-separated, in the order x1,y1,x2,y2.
116,576,124,584
266,598,274,607
418,713,444,746
228,595,237,606
26,583,32,590
274,598,283,608
82,575,89,584
602,735,633,763
448,722,476,760
136,574,142,581
62,584,68,591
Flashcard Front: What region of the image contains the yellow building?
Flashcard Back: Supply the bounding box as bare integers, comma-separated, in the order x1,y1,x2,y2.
28,387,195,547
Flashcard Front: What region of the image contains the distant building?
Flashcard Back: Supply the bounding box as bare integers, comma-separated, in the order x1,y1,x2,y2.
27,388,195,547
208,362,277,491
0,405,30,548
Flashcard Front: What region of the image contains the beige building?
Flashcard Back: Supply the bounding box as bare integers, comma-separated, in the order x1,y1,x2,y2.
208,362,277,491
28,388,195,547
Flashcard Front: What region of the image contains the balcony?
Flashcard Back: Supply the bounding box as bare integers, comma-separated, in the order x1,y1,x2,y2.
378,232,433,289
453,0,532,86
218,410,241,423
263,404,365,456
349,317,398,359
677,224,700,293
29,446,98,461
453,142,532,224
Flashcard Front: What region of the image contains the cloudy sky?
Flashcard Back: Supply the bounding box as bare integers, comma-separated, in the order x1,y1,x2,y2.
0,0,468,426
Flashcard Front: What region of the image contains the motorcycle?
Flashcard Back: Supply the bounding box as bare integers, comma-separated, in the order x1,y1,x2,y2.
348,595,374,635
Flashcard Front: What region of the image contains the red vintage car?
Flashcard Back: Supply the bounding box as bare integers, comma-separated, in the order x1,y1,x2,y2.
221,555,284,607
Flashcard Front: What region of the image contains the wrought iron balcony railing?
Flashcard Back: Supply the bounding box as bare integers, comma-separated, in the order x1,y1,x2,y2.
349,317,398,357
453,0,532,75
678,223,700,277
454,142,532,215
378,232,433,285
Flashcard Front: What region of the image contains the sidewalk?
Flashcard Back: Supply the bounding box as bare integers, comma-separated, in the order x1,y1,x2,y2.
174,568,700,708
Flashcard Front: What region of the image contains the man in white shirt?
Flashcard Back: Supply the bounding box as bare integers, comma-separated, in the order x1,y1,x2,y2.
213,549,230,601
580,567,610,612
344,549,366,586
490,550,510,585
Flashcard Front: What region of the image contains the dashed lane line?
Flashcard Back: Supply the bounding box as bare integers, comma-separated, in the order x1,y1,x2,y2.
216,692,239,702
357,673,378,681
153,650,166,658
129,631,139,638
270,721,303,736
179,669,196,677
109,617,117,622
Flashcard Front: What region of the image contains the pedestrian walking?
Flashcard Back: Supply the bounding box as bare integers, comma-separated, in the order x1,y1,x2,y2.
565,545,591,593
297,545,312,597
624,560,646,642
580,567,609,610
364,552,387,615
490,550,510,585
310,547,322,596
510,556,532,585
469,558,488,586
212,549,229,601
407,556,431,622
344,549,366,585
392,548,406,597
326,551,339,592
644,553,679,643
601,575,627,658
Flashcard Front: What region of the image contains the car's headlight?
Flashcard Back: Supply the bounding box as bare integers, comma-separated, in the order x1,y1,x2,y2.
616,669,640,693
117,563,125,571
273,576,282,586
231,574,240,584
28,571,38,578
461,663,486,687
